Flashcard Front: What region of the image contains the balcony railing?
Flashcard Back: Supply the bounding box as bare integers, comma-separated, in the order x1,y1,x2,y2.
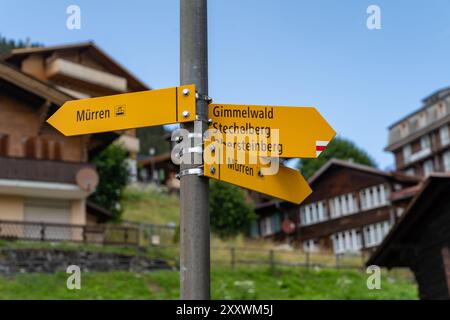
406,147,431,164
0,220,138,245
0,220,177,246
0,157,95,184
46,58,127,93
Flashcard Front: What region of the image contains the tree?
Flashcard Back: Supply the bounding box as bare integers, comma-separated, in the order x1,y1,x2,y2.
299,136,377,179
0,34,41,54
89,144,130,220
136,126,170,157
209,180,256,239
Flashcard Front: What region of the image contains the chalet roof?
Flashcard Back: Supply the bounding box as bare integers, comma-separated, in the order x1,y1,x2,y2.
367,173,450,267
0,60,73,105
307,159,418,186
2,41,149,92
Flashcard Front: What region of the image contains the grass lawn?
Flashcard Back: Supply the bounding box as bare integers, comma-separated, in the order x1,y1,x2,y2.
121,185,179,226
0,187,415,300
0,266,417,300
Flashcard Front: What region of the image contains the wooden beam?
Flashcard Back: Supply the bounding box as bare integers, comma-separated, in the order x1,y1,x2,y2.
0,62,71,106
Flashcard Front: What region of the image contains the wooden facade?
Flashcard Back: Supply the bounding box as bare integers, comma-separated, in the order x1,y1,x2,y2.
0,42,149,226
3,42,149,182
368,175,450,299
252,159,419,254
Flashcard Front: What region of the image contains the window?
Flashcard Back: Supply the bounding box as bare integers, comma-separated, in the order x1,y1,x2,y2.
409,118,419,132
403,144,412,163
272,213,281,233
363,221,391,248
437,102,447,118
331,229,362,254
419,113,427,128
427,105,438,123
443,151,450,172
300,201,327,226
420,135,430,150
328,193,358,219
390,128,401,142
260,217,273,236
249,221,259,238
359,184,389,210
423,159,434,176
440,125,450,146
159,169,166,181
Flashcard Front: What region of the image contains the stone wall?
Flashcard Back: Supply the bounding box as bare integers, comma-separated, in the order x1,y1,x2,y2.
0,248,173,275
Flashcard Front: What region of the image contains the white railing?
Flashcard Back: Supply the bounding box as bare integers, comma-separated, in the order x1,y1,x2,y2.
407,147,431,163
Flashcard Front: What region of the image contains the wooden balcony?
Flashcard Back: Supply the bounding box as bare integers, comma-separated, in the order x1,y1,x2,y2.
0,156,95,185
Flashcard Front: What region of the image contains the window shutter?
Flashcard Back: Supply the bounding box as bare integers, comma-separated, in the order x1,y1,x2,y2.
250,221,259,238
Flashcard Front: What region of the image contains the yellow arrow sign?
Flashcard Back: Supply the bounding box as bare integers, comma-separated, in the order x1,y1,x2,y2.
47,85,196,136
208,104,336,158
203,140,312,204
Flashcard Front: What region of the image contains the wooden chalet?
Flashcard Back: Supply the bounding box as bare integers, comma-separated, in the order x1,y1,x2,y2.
2,42,148,182
252,159,419,254
138,152,180,193
367,174,450,299
0,41,150,231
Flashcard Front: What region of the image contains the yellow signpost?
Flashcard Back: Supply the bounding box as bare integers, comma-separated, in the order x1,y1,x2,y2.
46,84,334,203
47,84,196,136
203,139,312,204
208,104,336,158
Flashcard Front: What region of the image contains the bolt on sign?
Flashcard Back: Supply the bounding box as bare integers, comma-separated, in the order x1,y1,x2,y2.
208,104,336,158
47,85,196,136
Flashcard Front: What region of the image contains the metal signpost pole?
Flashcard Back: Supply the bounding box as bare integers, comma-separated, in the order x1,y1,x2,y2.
179,0,210,299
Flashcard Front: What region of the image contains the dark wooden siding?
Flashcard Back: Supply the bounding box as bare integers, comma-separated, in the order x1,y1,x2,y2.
299,206,391,240
305,166,390,204
411,197,450,299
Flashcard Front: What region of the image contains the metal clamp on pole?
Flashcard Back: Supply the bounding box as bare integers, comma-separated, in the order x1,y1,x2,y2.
171,132,203,143
176,167,204,180
187,132,203,139
195,92,213,123
178,145,203,157
195,92,213,103
195,115,212,124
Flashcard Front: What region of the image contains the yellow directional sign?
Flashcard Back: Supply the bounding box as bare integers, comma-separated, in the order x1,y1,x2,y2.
208,104,336,158
47,85,196,136
203,140,312,204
